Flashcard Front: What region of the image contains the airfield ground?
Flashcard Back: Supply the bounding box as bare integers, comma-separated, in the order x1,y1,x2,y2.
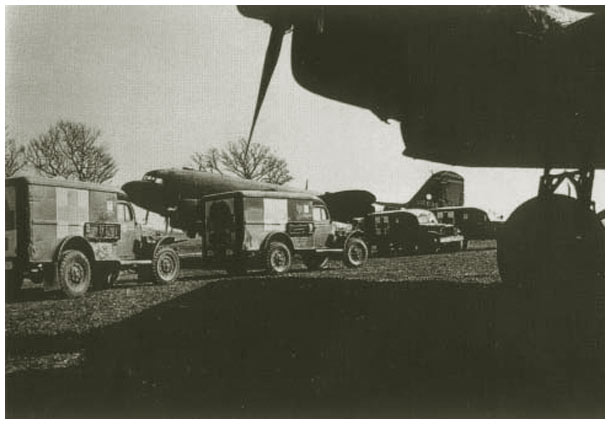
5,240,603,418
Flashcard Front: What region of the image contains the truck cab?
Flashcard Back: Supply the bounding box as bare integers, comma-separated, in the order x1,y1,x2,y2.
200,190,368,274
5,176,181,299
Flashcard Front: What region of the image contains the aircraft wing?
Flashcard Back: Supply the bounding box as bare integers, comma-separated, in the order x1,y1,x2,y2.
239,6,604,169
122,169,377,226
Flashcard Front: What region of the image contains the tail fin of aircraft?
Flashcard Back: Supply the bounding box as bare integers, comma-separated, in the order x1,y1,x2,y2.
405,171,464,209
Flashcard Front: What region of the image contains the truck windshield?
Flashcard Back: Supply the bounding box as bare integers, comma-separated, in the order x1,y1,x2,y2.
414,211,438,225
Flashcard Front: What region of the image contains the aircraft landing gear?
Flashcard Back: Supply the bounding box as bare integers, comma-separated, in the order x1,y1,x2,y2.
497,167,604,288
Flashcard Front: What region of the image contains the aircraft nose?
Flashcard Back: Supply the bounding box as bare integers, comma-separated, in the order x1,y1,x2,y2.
121,180,169,216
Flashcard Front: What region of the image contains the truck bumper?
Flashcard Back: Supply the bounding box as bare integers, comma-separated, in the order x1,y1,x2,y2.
438,235,465,244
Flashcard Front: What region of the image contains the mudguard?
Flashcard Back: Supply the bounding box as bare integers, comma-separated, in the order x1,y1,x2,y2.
260,231,294,253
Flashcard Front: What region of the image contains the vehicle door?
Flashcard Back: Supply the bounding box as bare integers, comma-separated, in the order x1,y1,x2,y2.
312,205,333,248
205,197,236,256
116,202,140,260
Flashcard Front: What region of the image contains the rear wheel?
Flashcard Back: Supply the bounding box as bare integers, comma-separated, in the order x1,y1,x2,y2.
58,250,92,298
343,237,368,268
304,254,329,270
152,246,181,285
265,241,292,274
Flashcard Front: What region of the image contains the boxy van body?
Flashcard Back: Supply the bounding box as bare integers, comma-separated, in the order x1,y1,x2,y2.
200,190,368,273
5,176,180,298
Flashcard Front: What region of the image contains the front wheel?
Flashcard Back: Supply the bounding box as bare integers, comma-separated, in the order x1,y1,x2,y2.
152,246,181,285
343,237,368,268
265,241,292,274
58,250,92,298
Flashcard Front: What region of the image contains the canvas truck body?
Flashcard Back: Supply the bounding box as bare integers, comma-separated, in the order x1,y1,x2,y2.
200,190,368,274
5,176,181,298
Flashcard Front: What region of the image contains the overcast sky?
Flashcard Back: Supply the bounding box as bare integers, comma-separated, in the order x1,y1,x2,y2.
5,6,605,218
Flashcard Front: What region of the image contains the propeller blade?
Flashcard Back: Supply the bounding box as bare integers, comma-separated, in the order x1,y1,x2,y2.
246,24,285,150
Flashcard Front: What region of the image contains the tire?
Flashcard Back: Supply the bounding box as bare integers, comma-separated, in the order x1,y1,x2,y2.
151,246,181,285
264,241,292,274
58,250,92,298
462,239,469,250
343,237,368,268
6,269,23,302
304,254,329,270
497,195,604,289
94,263,120,290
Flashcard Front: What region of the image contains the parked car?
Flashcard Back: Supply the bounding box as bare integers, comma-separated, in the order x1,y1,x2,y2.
364,209,464,255
431,206,498,248
5,176,181,299
199,190,368,274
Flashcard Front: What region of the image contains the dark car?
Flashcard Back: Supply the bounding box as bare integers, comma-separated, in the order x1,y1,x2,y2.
432,206,499,248
364,209,464,256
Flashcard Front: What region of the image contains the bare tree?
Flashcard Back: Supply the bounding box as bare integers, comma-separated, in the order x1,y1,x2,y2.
5,127,26,177
191,138,293,185
26,120,117,183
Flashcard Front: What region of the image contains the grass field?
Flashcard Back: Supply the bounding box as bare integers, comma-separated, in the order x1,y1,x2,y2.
5,241,604,418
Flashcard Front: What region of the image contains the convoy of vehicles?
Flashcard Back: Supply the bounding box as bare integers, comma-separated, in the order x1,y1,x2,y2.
5,176,182,299
363,209,464,256
5,174,488,300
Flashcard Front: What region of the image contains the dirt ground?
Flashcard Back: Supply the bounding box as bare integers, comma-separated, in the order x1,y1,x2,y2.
5,241,604,418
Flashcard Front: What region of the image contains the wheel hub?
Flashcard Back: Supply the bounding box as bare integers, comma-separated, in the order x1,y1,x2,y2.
350,245,363,262
272,250,287,268
160,256,174,275
69,264,84,285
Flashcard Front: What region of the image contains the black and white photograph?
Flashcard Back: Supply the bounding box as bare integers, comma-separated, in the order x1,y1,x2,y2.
4,4,605,418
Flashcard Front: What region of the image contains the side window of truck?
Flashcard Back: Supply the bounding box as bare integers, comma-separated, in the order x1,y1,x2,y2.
117,203,133,223
313,206,329,222
289,200,313,221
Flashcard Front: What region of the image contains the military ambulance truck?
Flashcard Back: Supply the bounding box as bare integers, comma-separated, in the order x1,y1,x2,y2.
5,176,181,299
200,190,369,274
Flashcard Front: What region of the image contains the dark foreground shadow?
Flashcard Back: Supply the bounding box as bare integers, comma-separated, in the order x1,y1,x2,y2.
6,277,603,418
